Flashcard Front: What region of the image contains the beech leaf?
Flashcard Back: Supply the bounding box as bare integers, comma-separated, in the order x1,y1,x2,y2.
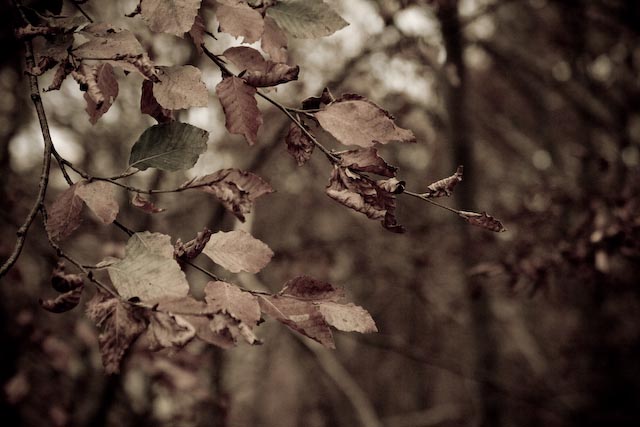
146,312,196,350
82,63,119,124
202,230,273,274
86,293,148,374
215,76,262,145
266,0,348,39
317,302,377,333
337,148,397,177
215,0,264,43
315,94,416,148
285,122,314,166
46,183,84,241
103,232,190,301
129,122,209,171
423,165,463,197
153,65,208,110
459,211,507,233
223,46,299,87
75,180,119,224
140,80,174,123
279,276,344,301
261,16,288,63
204,281,261,326
131,193,166,213
140,0,202,37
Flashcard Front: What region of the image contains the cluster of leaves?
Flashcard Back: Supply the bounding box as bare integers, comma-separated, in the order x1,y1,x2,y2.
15,0,503,373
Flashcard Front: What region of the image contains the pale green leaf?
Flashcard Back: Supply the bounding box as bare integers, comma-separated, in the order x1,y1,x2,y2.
266,0,348,39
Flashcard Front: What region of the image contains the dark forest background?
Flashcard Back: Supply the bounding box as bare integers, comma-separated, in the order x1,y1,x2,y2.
1,0,639,426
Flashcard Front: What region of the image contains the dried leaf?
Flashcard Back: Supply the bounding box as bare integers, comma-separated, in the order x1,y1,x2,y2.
103,232,190,301
202,230,273,274
153,65,208,110
40,286,84,313
174,228,212,261
187,14,206,53
337,148,397,177
129,122,209,171
224,46,299,87
44,59,74,92
204,281,261,326
459,211,507,233
316,302,377,333
146,312,196,350
266,0,348,39
82,64,119,124
315,94,416,148
46,183,84,241
75,180,119,224
86,293,148,374
140,0,202,36
285,122,314,166
423,165,463,198
261,16,288,63
184,169,273,221
51,261,83,293
140,80,174,123
279,276,344,301
216,0,264,43
215,76,262,145
376,177,405,194
131,193,166,213
301,87,334,110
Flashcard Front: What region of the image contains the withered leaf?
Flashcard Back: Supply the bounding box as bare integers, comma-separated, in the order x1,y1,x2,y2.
46,183,84,241
316,302,377,334
215,0,264,43
204,281,261,326
44,59,74,92
261,16,288,63
215,76,262,145
266,0,348,39
174,227,212,261
40,286,84,313
315,94,416,148
140,0,202,37
131,193,166,213
210,312,261,345
153,65,208,110
86,293,148,374
79,64,119,124
146,312,196,350
103,232,190,301
140,80,174,123
75,180,119,224
423,165,463,198
187,14,206,54
223,46,299,87
376,177,405,194
459,211,506,233
337,148,397,177
202,230,273,274
279,276,344,301
51,261,83,293
285,122,314,166
184,168,273,221
301,87,335,110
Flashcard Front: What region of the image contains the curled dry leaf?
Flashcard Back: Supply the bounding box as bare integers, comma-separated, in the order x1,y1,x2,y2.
184,168,273,221
202,230,274,274
215,76,262,145
132,193,166,213
459,211,506,233
44,59,74,92
285,122,314,166
40,286,84,313
146,312,196,350
51,261,84,293
423,165,463,198
376,177,405,194
86,293,148,374
301,87,335,110
215,0,264,43
261,16,288,63
337,148,397,177
223,46,299,87
140,80,174,123
82,63,119,124
315,94,416,148
140,0,202,37
174,227,212,261
153,65,208,110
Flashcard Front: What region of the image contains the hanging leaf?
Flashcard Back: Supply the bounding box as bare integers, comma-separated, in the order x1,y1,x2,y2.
215,76,262,145
266,0,348,39
129,122,209,171
140,80,174,123
86,293,148,374
174,228,212,261
146,312,196,350
215,0,264,43
315,94,416,148
187,14,206,54
75,180,120,224
459,211,506,233
140,0,202,37
153,65,208,110
223,46,299,87
285,122,314,166
301,87,335,110
261,16,288,63
202,230,273,274
337,148,397,177
376,177,405,194
102,232,190,301
50,261,84,293
80,63,119,124
423,165,463,198
279,276,344,300
131,193,166,213
46,183,84,241
182,169,273,221
204,281,261,326
39,286,84,313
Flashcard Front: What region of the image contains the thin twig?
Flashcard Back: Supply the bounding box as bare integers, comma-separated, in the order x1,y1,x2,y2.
71,0,94,23
403,190,462,215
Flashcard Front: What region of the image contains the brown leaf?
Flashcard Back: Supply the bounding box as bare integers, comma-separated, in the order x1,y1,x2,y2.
280,276,345,301
140,80,174,123
153,65,208,110
40,286,84,313
215,0,264,43
376,177,405,194
140,0,202,36
326,166,405,233
459,211,507,233
185,168,273,221
210,312,260,345
204,281,261,326
86,293,148,374
131,193,166,213
174,227,212,261
261,16,288,63
316,302,377,333
50,261,83,293
46,183,84,241
215,76,262,145
315,94,416,147
423,165,463,197
337,148,397,177
146,312,196,350
187,14,206,54
301,87,335,110
285,122,314,166
44,59,74,92
202,230,273,274
76,180,120,224
82,63,119,124
223,46,299,87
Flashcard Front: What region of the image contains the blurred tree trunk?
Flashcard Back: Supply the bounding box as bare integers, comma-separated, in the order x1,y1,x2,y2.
436,2,501,427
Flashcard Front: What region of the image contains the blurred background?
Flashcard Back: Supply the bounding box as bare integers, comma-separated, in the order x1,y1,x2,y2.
1,0,640,426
